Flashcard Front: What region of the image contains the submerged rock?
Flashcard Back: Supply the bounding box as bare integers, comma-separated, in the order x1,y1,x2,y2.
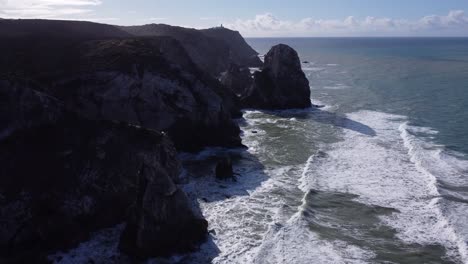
241,44,312,109
215,156,234,180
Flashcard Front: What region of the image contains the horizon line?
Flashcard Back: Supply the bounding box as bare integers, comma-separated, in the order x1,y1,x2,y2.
2,18,468,39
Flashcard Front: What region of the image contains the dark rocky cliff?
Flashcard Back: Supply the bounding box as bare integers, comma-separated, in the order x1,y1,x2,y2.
201,27,262,68
0,19,313,262
0,21,242,151
0,83,207,262
0,19,245,262
121,24,262,75
121,24,230,75
219,64,254,97
0,19,131,40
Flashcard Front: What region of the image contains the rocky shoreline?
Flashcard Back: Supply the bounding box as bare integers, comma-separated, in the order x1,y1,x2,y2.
0,19,311,263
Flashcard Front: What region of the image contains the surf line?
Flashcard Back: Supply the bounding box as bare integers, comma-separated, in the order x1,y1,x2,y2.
399,122,467,263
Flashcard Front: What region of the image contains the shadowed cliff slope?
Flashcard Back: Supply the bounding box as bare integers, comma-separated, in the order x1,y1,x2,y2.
121,24,262,75
0,83,207,262
0,20,242,151
201,27,262,68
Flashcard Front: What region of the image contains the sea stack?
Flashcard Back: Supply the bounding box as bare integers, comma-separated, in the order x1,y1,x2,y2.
241,44,311,109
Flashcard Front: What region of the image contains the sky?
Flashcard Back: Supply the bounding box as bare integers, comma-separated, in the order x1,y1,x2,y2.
1,0,468,37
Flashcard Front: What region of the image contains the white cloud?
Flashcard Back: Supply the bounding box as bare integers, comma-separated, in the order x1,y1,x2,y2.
419,10,468,28
225,11,468,37
232,13,292,32
0,0,103,19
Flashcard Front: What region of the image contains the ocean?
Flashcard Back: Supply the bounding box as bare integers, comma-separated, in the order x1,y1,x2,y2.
52,38,468,264
183,38,468,264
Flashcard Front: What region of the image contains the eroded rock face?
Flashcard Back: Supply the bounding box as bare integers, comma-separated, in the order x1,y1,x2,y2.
0,84,207,262
200,27,263,69
74,37,242,151
219,64,253,97
0,19,131,40
0,19,264,262
241,44,312,109
0,32,242,151
119,167,208,257
121,24,262,75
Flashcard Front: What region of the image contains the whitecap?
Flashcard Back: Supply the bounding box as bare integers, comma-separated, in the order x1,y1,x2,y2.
302,67,325,72
301,110,468,263
323,84,349,90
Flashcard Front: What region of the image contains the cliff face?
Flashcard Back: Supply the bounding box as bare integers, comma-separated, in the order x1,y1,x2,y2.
0,19,131,40
0,19,314,262
219,64,254,97
0,19,247,262
121,24,262,75
0,25,242,151
121,24,230,75
0,83,207,262
62,37,241,151
201,27,262,68
241,44,312,109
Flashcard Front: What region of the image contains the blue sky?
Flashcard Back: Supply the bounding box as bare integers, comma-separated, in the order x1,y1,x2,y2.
1,0,468,36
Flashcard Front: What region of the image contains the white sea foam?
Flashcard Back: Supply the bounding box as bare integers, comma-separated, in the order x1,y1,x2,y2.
249,67,261,74
302,67,325,72
187,163,307,263
300,110,468,263
178,111,307,263
50,107,467,264
399,121,468,262
252,214,373,264
323,84,349,90
183,106,383,264
258,55,265,63
249,151,374,264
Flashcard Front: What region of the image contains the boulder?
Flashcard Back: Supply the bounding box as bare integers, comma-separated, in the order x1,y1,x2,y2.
241,44,312,109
